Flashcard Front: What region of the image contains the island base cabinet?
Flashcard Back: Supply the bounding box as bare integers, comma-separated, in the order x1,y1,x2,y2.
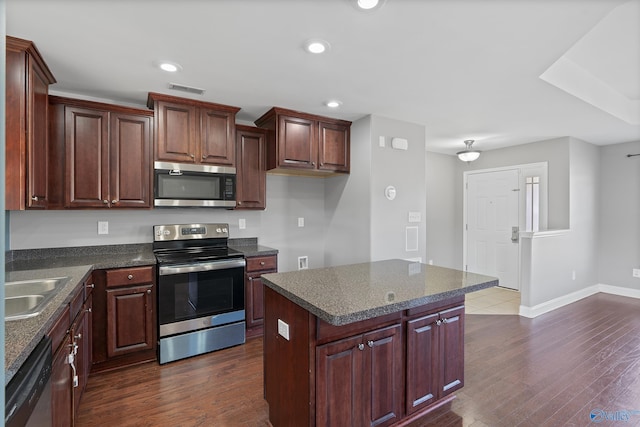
406,306,465,416
264,285,466,427
316,324,403,427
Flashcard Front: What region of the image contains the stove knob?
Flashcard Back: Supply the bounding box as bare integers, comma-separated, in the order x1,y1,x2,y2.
216,228,222,233
222,228,228,233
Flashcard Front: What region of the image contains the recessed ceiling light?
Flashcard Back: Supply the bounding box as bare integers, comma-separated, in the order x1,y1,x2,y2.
357,0,379,9
325,100,342,108
156,61,182,72
304,39,331,54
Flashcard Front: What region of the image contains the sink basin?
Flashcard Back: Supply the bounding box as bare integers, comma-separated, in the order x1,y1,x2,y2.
5,277,70,321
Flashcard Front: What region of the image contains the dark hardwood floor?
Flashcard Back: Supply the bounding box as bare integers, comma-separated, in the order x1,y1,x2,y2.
77,293,640,427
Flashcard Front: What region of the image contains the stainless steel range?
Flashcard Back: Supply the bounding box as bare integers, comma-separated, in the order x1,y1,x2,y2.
153,223,246,364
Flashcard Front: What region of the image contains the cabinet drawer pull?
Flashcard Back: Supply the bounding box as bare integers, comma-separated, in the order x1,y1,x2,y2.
248,277,253,281
436,319,442,326
128,274,134,280
260,261,265,266
367,340,374,348
74,333,82,340
147,289,152,294
86,308,92,313
87,283,95,289
358,343,365,351
442,318,448,324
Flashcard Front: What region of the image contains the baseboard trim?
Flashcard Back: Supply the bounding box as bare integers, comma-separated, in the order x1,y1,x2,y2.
519,284,640,318
519,286,599,318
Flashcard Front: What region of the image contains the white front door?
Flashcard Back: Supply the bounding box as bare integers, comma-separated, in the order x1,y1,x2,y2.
466,169,520,290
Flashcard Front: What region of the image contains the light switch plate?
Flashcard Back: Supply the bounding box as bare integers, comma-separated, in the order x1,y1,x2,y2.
277,319,290,340
239,218,246,230
633,268,640,278
298,217,304,227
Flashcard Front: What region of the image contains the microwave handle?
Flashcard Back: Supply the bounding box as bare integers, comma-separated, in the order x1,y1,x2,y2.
159,259,246,276
168,170,183,176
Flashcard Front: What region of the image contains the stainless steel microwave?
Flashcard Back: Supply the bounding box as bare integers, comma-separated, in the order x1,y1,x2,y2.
154,161,236,208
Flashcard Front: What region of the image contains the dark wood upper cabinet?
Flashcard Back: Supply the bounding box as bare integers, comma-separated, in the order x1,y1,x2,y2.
48,96,153,209
235,125,267,210
5,36,56,210
147,92,240,166
254,107,351,176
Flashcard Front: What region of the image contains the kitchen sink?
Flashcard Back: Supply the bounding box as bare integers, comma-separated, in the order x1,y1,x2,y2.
4,277,70,321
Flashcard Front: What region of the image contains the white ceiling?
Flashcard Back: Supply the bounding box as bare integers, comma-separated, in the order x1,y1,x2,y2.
6,0,640,155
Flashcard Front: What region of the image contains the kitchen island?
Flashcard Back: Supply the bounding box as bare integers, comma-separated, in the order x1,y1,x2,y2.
261,259,498,427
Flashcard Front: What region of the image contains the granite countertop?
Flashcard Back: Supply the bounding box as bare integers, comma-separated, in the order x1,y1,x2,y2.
261,259,498,326
4,243,156,385
228,238,279,257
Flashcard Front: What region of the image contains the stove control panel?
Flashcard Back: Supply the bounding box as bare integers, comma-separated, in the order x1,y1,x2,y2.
154,223,230,241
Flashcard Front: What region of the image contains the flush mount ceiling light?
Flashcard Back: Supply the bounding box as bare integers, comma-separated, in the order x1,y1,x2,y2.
155,60,182,72
353,0,386,11
304,39,331,54
457,140,481,162
325,100,342,108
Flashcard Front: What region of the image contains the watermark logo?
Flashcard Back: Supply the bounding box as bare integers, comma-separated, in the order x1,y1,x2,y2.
590,409,640,423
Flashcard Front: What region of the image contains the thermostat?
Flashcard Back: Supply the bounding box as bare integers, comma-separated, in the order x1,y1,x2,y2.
385,186,397,200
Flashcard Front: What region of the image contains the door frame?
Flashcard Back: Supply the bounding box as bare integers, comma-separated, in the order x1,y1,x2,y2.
463,162,548,290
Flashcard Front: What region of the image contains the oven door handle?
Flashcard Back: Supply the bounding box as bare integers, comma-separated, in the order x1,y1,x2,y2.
159,258,246,275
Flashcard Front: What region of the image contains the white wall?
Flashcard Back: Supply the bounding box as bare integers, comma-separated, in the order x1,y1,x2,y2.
8,175,327,273
370,116,426,262
425,151,458,269
520,138,600,311
324,116,372,267
598,140,640,289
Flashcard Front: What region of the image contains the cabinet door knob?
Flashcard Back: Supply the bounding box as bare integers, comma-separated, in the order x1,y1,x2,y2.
103,200,109,204
260,261,265,266
127,274,134,280
436,319,442,326
311,162,316,166
74,333,82,340
147,289,152,294
190,153,195,159
202,155,206,160
86,308,92,313
442,318,448,324
248,277,253,281
112,200,118,204
358,343,365,351
238,201,242,205
31,196,39,201
87,283,95,289
367,340,374,348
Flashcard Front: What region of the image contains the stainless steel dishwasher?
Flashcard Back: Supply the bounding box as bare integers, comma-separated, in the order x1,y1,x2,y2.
5,335,53,427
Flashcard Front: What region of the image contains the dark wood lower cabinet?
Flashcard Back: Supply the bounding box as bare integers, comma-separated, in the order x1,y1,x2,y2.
92,266,157,372
106,284,154,357
316,324,403,427
245,255,277,338
52,335,72,427
264,287,465,427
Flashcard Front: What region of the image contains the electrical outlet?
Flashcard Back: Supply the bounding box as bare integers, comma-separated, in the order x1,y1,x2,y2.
98,221,109,235
633,269,640,278
298,217,305,227
379,136,385,147
298,256,309,270
277,319,290,340
239,218,246,230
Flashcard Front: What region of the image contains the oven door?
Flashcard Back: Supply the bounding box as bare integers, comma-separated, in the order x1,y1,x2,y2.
157,258,246,337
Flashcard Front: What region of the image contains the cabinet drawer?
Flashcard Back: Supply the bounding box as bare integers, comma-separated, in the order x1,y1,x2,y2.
316,311,402,345
48,305,70,352
106,266,154,287
246,256,277,272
